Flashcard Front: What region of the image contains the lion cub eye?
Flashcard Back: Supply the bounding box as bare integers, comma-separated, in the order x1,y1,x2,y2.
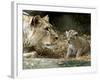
75,34,78,36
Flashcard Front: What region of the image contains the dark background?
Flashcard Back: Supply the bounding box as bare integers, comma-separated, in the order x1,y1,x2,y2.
23,10,91,35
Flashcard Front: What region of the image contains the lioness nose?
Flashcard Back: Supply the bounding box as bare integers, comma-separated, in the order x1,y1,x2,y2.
55,36,58,40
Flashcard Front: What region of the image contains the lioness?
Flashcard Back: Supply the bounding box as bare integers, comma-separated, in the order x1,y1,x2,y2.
65,30,90,59
23,13,58,57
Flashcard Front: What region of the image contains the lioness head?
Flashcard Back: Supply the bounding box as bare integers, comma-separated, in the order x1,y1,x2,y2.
23,15,58,49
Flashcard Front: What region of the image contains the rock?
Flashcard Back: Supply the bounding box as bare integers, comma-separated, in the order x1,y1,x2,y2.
23,58,61,69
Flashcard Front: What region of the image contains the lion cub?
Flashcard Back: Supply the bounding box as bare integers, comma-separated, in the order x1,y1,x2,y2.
65,30,90,59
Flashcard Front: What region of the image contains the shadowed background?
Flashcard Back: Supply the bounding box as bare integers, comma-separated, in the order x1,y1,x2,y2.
23,10,91,35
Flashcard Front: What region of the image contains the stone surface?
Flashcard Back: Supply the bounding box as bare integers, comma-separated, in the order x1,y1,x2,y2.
23,57,91,69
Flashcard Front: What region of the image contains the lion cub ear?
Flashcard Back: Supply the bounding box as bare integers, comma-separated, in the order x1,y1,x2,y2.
65,31,69,38
43,15,49,22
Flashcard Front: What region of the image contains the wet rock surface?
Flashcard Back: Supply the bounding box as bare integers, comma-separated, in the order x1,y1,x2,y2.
23,58,60,69
23,56,91,69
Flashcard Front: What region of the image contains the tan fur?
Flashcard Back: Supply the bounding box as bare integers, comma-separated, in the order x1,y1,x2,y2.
23,14,58,53
65,30,90,59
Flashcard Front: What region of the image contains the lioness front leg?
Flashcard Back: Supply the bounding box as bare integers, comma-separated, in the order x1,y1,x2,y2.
23,51,37,58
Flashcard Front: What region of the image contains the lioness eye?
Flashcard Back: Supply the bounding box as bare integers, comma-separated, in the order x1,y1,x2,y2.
45,27,49,31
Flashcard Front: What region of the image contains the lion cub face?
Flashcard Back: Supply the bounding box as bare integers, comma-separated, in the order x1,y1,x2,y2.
66,30,78,43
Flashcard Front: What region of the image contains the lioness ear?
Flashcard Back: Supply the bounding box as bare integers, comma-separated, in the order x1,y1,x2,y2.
29,16,34,25
43,15,49,22
30,15,41,26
